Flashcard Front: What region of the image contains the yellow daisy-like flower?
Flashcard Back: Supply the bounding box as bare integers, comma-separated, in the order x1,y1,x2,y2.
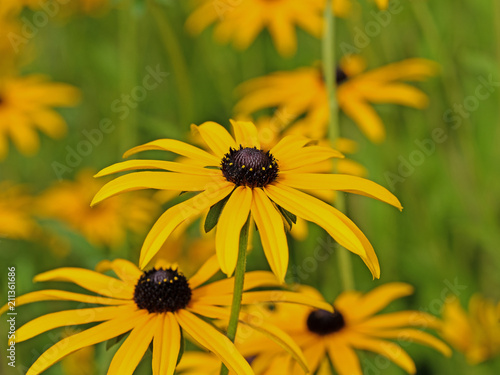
186,0,328,57
36,169,158,248
92,120,402,281
0,182,39,240
441,295,500,364
235,57,439,142
0,74,80,159
1,256,331,374
239,284,452,374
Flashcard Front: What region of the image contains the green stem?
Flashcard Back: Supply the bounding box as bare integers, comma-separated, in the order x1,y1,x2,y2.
219,217,250,375
323,0,355,291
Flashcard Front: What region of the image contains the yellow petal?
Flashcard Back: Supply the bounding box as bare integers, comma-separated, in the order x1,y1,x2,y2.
269,135,311,161
279,146,344,171
252,188,289,282
230,119,260,148
215,186,252,277
339,97,386,143
192,121,236,158
278,173,402,210
358,311,442,330
188,254,221,289
91,172,222,206
140,185,234,268
26,310,148,375
290,339,326,375
123,139,220,166
95,259,142,286
107,314,157,375
94,160,219,178
153,313,181,375
175,310,253,375
326,338,362,375
34,268,132,300
365,83,429,109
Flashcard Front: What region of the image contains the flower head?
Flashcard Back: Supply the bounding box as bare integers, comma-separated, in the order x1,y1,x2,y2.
92,120,402,281
1,256,331,374
0,182,39,240
239,283,451,374
235,57,439,142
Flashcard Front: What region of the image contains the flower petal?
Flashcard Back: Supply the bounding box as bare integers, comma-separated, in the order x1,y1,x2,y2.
192,121,236,158
252,188,288,282
95,259,142,286
270,135,311,161
26,309,148,375
357,311,442,330
140,185,234,268
188,255,220,289
34,268,132,299
230,119,260,148
215,186,252,277
94,160,219,178
326,338,362,375
278,173,402,210
153,313,181,375
123,139,220,166
175,310,253,375
279,146,344,171
339,96,386,143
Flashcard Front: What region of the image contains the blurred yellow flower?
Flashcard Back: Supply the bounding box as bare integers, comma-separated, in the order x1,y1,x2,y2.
36,169,158,248
92,120,401,281
374,0,389,9
235,56,439,142
441,295,500,364
1,256,330,374
239,284,451,374
0,74,80,159
0,182,39,240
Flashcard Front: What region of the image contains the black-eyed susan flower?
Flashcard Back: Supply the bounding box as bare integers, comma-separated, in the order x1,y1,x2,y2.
441,295,500,364
235,56,439,142
1,256,331,375
92,120,402,281
0,182,39,240
35,169,158,248
238,283,452,374
0,73,80,159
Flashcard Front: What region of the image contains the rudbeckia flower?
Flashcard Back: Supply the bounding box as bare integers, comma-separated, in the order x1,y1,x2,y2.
0,182,39,240
186,0,338,57
92,120,402,281
1,256,331,374
235,56,439,142
0,74,80,159
36,169,158,248
441,295,500,364
238,284,452,374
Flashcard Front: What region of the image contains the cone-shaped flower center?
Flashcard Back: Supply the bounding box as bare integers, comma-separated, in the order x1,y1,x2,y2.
221,146,279,188
336,67,349,85
133,268,192,313
306,309,345,335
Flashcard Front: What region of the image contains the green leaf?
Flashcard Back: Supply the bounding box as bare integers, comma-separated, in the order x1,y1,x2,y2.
204,193,231,233
176,329,185,365
106,332,128,351
277,205,297,231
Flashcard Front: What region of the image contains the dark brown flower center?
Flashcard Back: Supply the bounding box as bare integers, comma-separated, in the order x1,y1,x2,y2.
221,146,279,188
306,309,345,335
133,268,191,313
336,67,349,85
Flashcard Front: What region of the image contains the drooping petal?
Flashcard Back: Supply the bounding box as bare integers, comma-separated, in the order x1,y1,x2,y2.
123,139,220,166
192,121,236,158
188,255,220,289
34,268,133,299
290,339,326,375
175,310,253,375
91,172,223,206
269,135,311,161
339,97,386,143
139,185,234,268
215,186,252,277
26,310,149,375
326,337,362,375
357,311,442,330
251,188,289,282
364,83,429,109
230,119,260,148
152,313,181,375
278,173,402,210
94,160,219,178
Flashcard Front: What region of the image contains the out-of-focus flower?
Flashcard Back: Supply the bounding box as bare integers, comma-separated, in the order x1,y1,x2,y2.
374,0,389,10
36,169,158,248
92,120,401,281
1,256,331,374
239,284,451,374
235,56,439,142
0,74,80,159
0,182,39,240
441,295,500,364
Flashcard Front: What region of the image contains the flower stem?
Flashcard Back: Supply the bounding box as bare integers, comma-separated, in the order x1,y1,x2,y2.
219,217,250,375
322,0,355,291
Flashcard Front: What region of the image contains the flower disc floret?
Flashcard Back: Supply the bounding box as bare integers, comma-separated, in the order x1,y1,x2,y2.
133,267,192,313
221,146,279,188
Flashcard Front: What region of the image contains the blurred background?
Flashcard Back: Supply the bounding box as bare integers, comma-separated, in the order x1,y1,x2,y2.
1,0,499,374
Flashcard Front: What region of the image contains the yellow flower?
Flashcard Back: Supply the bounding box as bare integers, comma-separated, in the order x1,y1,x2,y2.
92,120,402,281
0,182,39,240
374,0,389,10
36,169,158,248
0,74,80,159
441,295,500,364
1,256,331,374
239,284,451,374
186,0,329,57
60,329,96,375
235,56,439,142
